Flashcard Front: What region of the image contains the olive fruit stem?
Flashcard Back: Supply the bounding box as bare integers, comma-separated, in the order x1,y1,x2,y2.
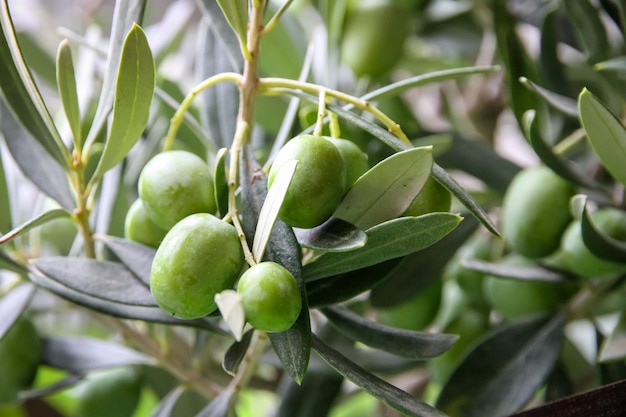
261,0,295,36
162,72,242,152
259,77,412,145
313,89,327,137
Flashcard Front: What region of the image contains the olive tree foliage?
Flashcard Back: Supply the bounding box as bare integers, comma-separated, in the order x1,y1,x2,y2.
0,0,626,416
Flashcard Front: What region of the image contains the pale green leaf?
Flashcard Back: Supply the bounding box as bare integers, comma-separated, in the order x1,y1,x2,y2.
215,289,245,342
334,147,433,230
578,88,626,187
214,147,229,217
216,0,248,49
92,23,155,180
56,39,82,148
0,208,71,245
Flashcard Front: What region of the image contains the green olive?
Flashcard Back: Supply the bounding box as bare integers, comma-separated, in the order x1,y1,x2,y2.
150,213,244,319
237,262,302,333
560,207,626,279
482,255,565,320
341,0,410,79
324,137,369,187
377,278,442,330
124,199,167,248
139,151,216,230
268,135,346,229
74,367,141,417
0,317,41,405
501,166,575,258
403,176,452,217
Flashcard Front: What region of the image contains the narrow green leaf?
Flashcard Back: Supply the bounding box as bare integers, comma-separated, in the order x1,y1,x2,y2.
31,257,155,306
216,0,248,49
462,259,568,283
197,0,243,72
0,103,75,210
195,388,235,417
252,159,297,262
215,289,245,342
334,147,433,230
214,148,229,217
539,5,570,95
294,218,367,252
321,306,457,359
578,88,626,187
41,336,153,372
581,201,626,262
92,23,155,179
273,371,344,417
0,209,71,245
0,0,68,168
519,78,578,117
0,248,27,273
563,0,610,63
99,235,155,286
222,330,253,376
311,335,448,417
0,147,11,234
149,386,186,417
0,283,35,340
304,213,463,281
523,110,599,189
436,315,565,417
594,57,626,74
56,39,82,148
599,313,626,362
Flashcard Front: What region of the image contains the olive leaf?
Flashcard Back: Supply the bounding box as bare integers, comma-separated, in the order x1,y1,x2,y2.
519,78,578,117
149,386,186,417
273,371,344,417
598,312,626,363
462,259,569,283
222,329,253,376
311,335,448,417
580,199,626,263
303,213,463,282
0,282,35,340
91,23,155,180
194,387,235,417
0,0,68,168
99,235,155,286
436,314,565,417
333,146,433,230
214,148,229,218
0,248,27,274
41,336,153,372
321,306,458,359
215,0,248,52
0,147,10,234
0,208,72,245
214,290,245,342
578,88,626,187
563,0,610,63
56,39,82,148
294,217,367,252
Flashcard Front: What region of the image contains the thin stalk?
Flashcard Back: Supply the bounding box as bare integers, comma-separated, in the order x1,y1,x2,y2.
313,89,327,137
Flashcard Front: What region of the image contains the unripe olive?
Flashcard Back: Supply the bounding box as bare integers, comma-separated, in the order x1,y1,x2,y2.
150,213,244,319
482,255,565,320
501,166,575,258
124,199,167,248
74,367,141,417
324,137,369,187
139,151,216,230
268,135,346,229
560,207,626,279
377,278,442,331
0,317,41,405
341,0,410,79
403,176,452,217
237,262,302,333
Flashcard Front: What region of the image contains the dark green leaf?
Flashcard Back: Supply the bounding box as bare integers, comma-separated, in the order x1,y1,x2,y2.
578,88,626,187
0,282,34,340
99,235,156,286
84,0,146,147
274,371,343,417
462,259,568,283
0,102,74,210
0,145,11,234
321,306,457,359
311,334,448,417
149,386,186,417
0,209,71,245
222,329,253,376
334,147,433,230
240,145,311,383
581,200,626,262
32,257,154,306
369,216,478,307
194,388,235,417
215,0,248,49
56,39,81,147
519,78,578,118
522,110,599,189
307,259,402,307
0,248,27,274
563,0,610,63
214,148,229,217
294,217,367,252
436,315,565,417
303,213,462,282
539,5,570,95
92,23,155,179
41,336,152,372
0,0,68,168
